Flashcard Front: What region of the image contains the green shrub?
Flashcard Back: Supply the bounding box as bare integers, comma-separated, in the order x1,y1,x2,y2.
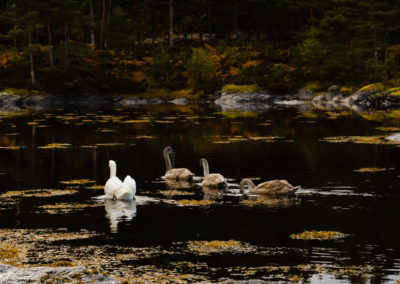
146,45,173,88
185,47,218,92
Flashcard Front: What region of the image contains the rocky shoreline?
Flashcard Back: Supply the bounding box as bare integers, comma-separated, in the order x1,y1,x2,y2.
215,84,400,111
2,83,400,112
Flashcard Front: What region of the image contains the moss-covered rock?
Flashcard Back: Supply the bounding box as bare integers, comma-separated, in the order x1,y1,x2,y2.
388,87,400,96
2,88,41,98
340,86,355,94
221,84,260,93
302,82,326,92
357,83,385,93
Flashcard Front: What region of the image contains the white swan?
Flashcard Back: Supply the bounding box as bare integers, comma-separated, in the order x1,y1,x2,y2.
104,160,136,200
163,146,194,180
104,160,123,198
200,158,227,188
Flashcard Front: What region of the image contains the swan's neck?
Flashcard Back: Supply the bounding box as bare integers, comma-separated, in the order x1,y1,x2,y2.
163,149,173,172
239,179,256,193
110,163,117,178
201,159,210,177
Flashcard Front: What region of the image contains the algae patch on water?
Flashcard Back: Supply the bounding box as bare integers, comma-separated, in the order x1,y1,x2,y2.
0,145,25,150
60,179,96,185
353,167,394,173
158,190,195,196
186,240,257,255
0,188,78,198
240,197,300,208
177,199,216,206
375,127,400,132
321,135,395,145
85,184,104,190
290,230,349,241
37,203,102,214
38,143,72,149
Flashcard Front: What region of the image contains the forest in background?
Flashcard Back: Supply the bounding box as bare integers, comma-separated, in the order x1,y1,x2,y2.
1,0,400,95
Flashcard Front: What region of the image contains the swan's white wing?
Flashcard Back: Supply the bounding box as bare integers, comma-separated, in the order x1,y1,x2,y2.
123,176,136,196
104,176,123,196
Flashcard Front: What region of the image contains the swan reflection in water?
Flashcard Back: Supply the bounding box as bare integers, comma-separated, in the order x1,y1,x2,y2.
104,199,137,233
165,179,195,190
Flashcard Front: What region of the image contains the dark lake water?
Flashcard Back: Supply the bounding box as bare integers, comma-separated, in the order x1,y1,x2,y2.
0,104,400,283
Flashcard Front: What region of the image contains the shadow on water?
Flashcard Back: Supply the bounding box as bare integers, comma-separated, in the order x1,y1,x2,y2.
1,105,400,282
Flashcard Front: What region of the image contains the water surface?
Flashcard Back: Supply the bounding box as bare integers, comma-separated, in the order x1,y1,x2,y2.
0,104,400,283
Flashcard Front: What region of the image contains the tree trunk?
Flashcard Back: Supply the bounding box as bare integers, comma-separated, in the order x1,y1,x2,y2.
100,0,106,48
169,0,174,47
310,8,315,28
234,0,238,39
104,0,113,48
28,31,35,85
373,24,378,61
46,12,54,68
207,0,212,40
151,3,156,46
89,0,96,47
12,1,17,48
64,23,69,70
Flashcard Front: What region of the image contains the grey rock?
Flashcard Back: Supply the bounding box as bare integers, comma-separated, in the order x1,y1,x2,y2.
311,92,349,108
0,262,120,284
170,98,188,105
291,89,315,101
147,98,164,104
119,97,164,107
23,95,53,109
215,91,274,111
342,90,381,108
381,94,400,108
327,85,341,92
120,97,148,106
0,92,22,110
219,280,269,284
